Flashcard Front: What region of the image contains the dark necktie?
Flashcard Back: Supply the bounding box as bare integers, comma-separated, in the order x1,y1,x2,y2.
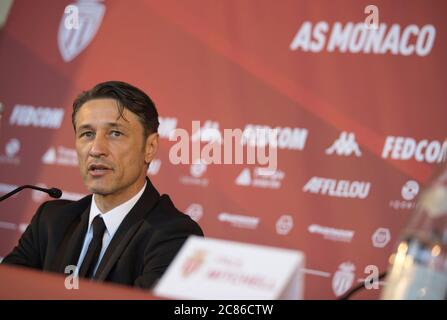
79,215,106,278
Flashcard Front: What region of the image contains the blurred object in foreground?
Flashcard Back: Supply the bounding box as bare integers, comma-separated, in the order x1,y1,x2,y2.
382,164,447,299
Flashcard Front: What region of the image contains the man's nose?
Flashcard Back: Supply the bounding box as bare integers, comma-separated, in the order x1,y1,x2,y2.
89,134,108,158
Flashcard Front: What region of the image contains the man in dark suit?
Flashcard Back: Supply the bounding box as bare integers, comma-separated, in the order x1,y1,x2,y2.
2,81,204,289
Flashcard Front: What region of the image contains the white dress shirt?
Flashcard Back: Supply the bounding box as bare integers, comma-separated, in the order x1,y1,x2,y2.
75,181,146,277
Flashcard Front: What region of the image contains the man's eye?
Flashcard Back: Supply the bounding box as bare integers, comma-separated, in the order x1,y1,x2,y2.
111,131,122,137
80,131,94,138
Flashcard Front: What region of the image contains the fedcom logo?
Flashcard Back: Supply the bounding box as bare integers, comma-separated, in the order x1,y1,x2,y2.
382,136,446,163
9,105,64,129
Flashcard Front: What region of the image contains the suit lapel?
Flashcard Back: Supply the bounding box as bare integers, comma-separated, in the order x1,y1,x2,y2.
94,178,160,280
56,205,90,273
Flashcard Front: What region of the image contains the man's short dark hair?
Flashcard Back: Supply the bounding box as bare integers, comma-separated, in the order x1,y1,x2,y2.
72,81,159,138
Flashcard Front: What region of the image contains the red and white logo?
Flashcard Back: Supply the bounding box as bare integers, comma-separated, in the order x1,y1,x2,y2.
332,262,356,297
181,250,207,278
58,0,106,62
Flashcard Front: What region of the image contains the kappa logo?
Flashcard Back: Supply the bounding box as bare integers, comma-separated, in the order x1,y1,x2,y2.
326,132,362,157
332,262,356,297
181,250,207,278
58,0,106,62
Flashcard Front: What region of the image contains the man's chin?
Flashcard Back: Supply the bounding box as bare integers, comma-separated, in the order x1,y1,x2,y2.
86,182,114,196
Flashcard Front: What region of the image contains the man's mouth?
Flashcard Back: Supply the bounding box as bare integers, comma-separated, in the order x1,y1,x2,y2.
88,163,112,177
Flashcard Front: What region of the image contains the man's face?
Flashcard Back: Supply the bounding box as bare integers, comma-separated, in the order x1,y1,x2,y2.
74,98,156,197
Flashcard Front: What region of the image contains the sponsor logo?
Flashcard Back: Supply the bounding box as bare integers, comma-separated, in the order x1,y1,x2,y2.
241,124,308,150
332,262,356,297
389,180,420,210
290,21,436,57
401,180,419,201
276,215,294,235
185,203,204,222
179,161,209,187
42,146,78,166
182,250,207,278
147,159,161,176
58,0,106,62
308,224,355,243
9,104,64,129
0,139,21,165
382,136,447,163
303,177,370,199
372,228,391,248
235,167,285,189
325,132,362,157
218,212,260,229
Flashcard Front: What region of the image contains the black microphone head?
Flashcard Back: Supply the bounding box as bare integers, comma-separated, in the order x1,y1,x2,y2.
48,188,62,199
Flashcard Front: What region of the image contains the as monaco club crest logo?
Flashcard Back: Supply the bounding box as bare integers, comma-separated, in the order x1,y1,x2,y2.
58,0,106,62
181,250,207,278
332,262,356,297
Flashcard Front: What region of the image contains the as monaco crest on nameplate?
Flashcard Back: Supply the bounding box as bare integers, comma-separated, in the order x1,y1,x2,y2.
58,0,106,62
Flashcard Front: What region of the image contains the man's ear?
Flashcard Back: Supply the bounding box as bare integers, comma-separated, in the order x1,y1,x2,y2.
144,133,159,164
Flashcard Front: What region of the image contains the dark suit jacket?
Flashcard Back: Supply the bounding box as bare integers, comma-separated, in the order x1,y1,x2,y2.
2,178,204,289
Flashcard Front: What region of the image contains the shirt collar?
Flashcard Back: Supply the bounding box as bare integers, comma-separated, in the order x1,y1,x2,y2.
88,181,147,238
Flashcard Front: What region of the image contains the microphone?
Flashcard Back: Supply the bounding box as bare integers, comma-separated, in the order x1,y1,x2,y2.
0,185,62,202
338,271,387,300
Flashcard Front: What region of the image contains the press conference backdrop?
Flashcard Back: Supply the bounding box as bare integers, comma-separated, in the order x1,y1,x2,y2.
0,0,446,299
